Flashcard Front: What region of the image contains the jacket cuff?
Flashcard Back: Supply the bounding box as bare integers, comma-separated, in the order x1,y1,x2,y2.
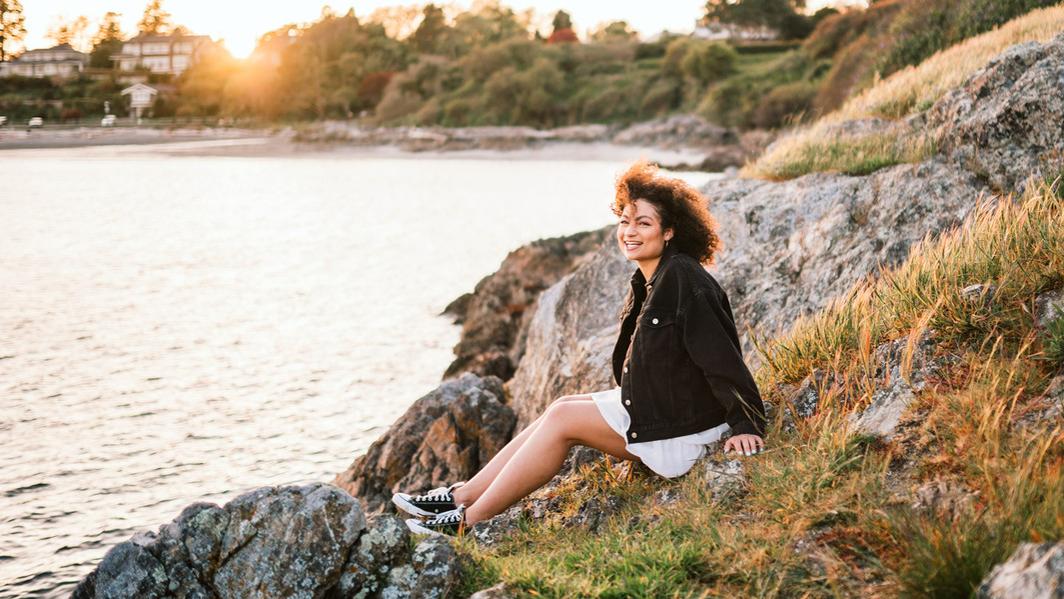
728,419,763,438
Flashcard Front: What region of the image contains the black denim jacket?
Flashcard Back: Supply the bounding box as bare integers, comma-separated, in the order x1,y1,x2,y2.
611,244,767,443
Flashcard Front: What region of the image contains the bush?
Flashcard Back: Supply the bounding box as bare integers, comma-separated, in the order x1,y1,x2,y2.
751,80,818,128
681,42,739,86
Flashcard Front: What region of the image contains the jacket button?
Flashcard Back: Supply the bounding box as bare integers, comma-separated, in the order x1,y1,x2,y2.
624,399,631,405
630,432,638,438
652,318,659,324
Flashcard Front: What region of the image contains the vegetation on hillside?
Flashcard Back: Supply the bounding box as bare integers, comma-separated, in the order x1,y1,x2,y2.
451,168,1064,598
747,5,1064,180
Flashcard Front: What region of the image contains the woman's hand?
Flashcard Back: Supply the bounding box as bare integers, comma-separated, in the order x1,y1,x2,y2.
723,434,764,456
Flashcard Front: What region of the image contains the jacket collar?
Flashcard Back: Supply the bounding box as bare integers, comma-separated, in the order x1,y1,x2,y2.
629,242,679,290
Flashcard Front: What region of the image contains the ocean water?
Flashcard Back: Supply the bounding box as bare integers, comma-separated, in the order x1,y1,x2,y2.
0,140,718,597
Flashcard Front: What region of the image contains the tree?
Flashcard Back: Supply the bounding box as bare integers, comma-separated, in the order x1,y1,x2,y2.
410,4,448,54
90,11,125,68
551,10,572,33
46,15,90,51
138,0,172,35
590,20,638,43
0,0,26,61
702,0,809,37
681,41,738,85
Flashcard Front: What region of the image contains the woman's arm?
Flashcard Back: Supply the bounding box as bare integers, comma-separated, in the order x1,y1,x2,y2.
680,286,767,439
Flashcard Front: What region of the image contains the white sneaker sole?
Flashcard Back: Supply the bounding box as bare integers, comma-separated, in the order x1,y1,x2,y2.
405,517,458,536
391,493,451,518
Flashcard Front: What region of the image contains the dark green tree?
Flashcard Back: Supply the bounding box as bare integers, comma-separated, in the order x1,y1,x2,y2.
90,11,125,68
410,4,449,55
702,0,809,37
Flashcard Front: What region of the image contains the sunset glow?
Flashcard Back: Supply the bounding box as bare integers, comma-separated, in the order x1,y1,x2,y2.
23,0,866,59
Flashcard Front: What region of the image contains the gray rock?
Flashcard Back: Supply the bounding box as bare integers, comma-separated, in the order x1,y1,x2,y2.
333,373,516,515
443,227,610,381
909,478,980,523
1013,375,1064,431
848,329,944,440
328,514,410,599
407,537,461,599
1035,289,1064,331
73,483,367,599
698,450,747,504
976,541,1064,599
468,582,520,599
506,240,632,429
929,32,1064,193
611,114,737,149
563,495,625,533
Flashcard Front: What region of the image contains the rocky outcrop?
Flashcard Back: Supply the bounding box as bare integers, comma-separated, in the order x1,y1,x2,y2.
505,239,632,429
975,541,1064,599
71,482,462,599
443,227,610,380
333,374,515,515
929,32,1064,194
286,115,759,168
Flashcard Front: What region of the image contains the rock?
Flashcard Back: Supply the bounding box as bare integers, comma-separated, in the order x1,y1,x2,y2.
73,483,367,599
779,368,841,431
506,240,632,429
697,449,747,504
468,581,520,599
975,541,1064,599
508,158,990,423
563,495,625,533
909,478,980,522
1012,375,1064,431
612,114,737,149
962,283,999,310
443,227,610,381
470,504,526,548
333,374,515,515
327,514,410,599
848,329,947,440
929,32,1064,193
1035,288,1064,331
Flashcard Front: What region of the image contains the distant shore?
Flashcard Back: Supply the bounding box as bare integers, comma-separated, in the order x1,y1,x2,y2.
0,115,771,170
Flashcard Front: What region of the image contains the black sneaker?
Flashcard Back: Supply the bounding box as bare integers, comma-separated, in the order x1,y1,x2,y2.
405,504,467,537
391,481,465,517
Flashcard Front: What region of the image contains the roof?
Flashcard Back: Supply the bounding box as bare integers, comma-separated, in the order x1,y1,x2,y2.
126,33,210,43
17,44,87,58
121,83,158,95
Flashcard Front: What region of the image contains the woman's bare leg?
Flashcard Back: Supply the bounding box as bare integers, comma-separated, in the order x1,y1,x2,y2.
462,398,639,525
452,395,584,507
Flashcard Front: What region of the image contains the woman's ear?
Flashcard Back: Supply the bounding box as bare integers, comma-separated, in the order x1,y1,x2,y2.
665,228,674,242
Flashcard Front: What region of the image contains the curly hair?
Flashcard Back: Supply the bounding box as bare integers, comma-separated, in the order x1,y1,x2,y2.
611,159,722,265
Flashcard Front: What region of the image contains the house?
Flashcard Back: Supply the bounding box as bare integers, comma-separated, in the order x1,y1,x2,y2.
0,43,87,78
692,21,779,42
110,33,213,76
121,82,158,122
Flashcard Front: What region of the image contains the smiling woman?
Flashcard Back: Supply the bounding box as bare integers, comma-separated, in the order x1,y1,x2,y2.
393,159,768,538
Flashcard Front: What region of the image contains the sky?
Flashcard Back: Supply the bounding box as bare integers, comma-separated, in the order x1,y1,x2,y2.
23,0,864,59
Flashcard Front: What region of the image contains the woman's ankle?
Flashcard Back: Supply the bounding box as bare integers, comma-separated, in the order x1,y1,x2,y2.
452,485,476,507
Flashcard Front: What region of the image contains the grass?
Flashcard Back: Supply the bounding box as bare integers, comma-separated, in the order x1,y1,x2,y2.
745,5,1064,180
451,175,1064,597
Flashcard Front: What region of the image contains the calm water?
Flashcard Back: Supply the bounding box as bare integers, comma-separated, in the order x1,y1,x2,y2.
0,140,716,597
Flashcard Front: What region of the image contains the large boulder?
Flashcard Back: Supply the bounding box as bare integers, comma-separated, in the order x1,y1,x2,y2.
507,159,990,426
505,240,631,429
976,541,1064,599
443,227,610,381
73,483,365,599
929,32,1064,194
333,373,516,515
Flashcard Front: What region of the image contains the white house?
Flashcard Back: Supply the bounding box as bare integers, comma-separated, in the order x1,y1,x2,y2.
110,33,212,76
693,21,779,42
0,43,87,78
121,82,158,122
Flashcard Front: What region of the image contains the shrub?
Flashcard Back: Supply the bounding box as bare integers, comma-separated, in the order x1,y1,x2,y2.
681,41,739,86
751,80,818,129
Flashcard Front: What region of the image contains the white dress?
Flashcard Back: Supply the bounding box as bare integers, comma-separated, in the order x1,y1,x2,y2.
591,386,731,478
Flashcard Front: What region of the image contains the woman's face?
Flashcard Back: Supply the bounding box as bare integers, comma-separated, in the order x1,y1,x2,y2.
617,199,673,262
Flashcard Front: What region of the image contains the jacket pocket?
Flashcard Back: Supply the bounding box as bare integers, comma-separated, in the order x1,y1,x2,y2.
634,308,677,421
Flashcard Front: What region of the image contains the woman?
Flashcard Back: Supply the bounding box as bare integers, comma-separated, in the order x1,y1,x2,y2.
395,160,767,537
